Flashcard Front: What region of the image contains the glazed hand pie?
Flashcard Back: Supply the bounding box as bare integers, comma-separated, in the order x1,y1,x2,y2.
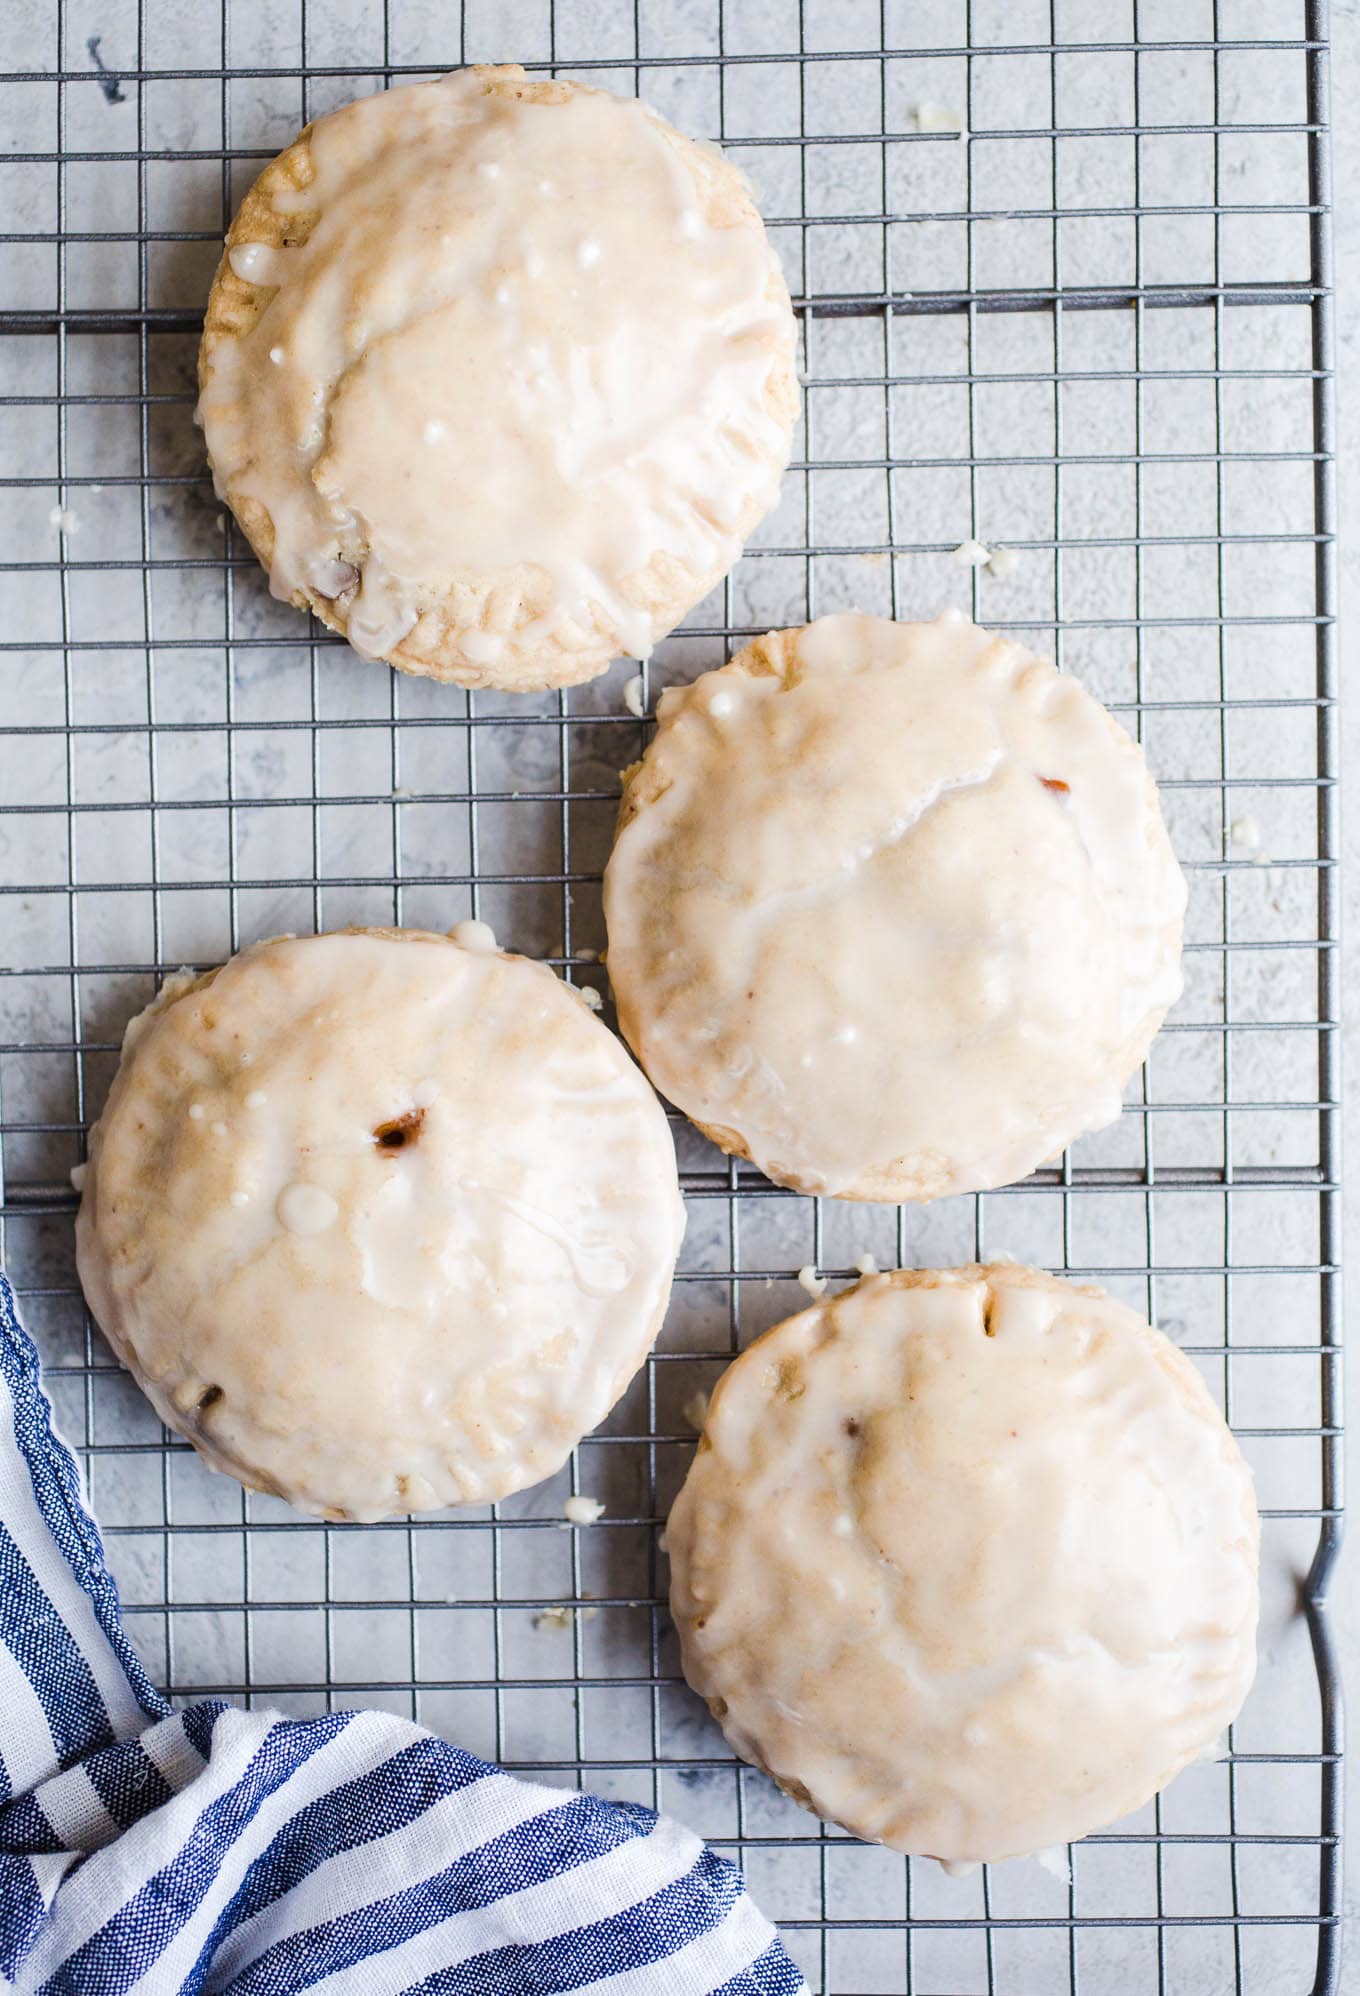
198,65,799,689
76,927,685,1520
667,1263,1259,1863
604,611,1186,1200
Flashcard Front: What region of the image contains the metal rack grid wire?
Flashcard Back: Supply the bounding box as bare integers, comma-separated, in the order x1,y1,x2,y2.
0,0,1341,1991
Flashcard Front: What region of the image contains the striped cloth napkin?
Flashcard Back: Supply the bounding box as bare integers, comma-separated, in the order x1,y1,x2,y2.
0,1273,806,1995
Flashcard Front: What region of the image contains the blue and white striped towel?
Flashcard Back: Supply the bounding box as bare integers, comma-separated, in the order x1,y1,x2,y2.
0,1272,806,1994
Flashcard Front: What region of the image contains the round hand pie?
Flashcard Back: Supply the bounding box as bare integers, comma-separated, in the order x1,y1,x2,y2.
667,1262,1260,1863
76,927,686,1520
604,611,1187,1200
198,64,799,689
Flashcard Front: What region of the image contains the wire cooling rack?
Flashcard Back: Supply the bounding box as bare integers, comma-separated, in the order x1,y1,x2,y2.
0,2,1342,1991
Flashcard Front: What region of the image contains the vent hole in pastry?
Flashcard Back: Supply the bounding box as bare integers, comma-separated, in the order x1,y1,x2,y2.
197,1384,224,1416
982,1294,997,1336
1040,775,1070,795
843,1416,861,1438
319,559,359,601
374,1109,425,1152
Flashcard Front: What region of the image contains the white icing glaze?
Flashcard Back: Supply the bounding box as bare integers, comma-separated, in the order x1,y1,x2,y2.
683,1390,709,1432
198,66,797,681
563,1494,605,1524
228,241,285,285
450,918,497,954
75,929,685,1521
276,1181,339,1236
667,1263,1259,1863
460,630,504,666
604,612,1187,1200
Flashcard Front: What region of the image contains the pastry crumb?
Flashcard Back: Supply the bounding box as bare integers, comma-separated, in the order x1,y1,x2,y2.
987,544,1020,579
623,674,646,718
1035,1844,1072,1885
48,505,80,537
564,1494,605,1525
69,1162,87,1193
952,537,990,567
1228,815,1272,866
914,102,968,139
533,1603,599,1633
854,1252,878,1276
797,1265,828,1300
575,984,604,1011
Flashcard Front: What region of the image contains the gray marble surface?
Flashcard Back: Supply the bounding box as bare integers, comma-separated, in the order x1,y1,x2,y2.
0,3,1354,1989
